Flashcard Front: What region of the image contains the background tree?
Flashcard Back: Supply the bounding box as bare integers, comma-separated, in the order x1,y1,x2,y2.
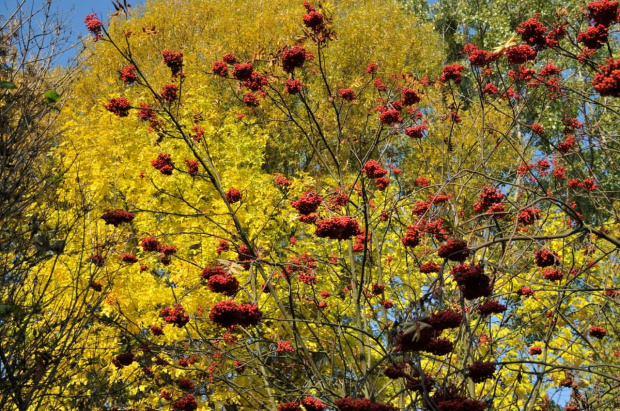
33,0,620,410
0,2,114,410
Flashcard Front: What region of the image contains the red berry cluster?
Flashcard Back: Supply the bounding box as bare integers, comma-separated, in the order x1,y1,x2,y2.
276,340,295,353
150,325,164,336
161,304,190,327
101,210,135,226
90,281,103,291
414,176,430,187
209,300,262,328
334,397,398,411
451,264,492,300
436,398,486,411
482,83,498,94
243,72,269,91
201,265,227,279
173,394,198,411
419,260,441,273
516,14,548,48
278,402,302,411
212,61,228,77
137,103,156,122
588,0,620,27
236,244,256,269
303,10,324,32
208,273,239,296
534,249,559,267
539,63,562,77
151,153,175,175
315,216,362,240
472,186,505,213
593,58,620,97
565,117,585,131
361,160,390,190
84,14,103,40
137,103,164,132
232,62,253,80
394,325,445,354
302,2,333,41
301,396,326,411
185,159,199,176
517,207,541,226
373,78,386,91
463,43,501,66
141,236,161,252
394,309,461,354
121,253,138,263
432,386,487,411
338,88,356,101
506,44,537,65
401,225,421,248
285,79,303,94
426,309,463,330
543,268,564,281
404,124,427,139
299,214,318,225
274,173,292,187
216,240,230,254
437,239,470,262
440,63,465,84
577,24,609,49
406,376,435,393
429,193,452,204
282,46,313,73
476,300,507,316
285,253,318,281
243,92,259,107
557,136,576,153
176,378,195,390
426,338,454,355
105,97,131,117
162,49,184,77
225,187,243,204
401,87,421,105
119,65,138,84
383,363,407,379
374,177,390,191
378,109,402,125
508,66,535,83
371,283,385,295
589,326,607,338
361,160,387,179
112,352,136,368
329,189,349,209
529,346,542,355
160,84,179,102
291,191,323,215
468,361,496,383
517,287,535,297
411,201,430,217
89,254,106,267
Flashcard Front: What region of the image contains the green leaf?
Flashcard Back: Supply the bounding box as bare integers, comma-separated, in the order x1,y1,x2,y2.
0,81,17,89
44,90,61,103
0,303,24,316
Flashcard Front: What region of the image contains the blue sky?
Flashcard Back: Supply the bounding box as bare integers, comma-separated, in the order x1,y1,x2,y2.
5,0,145,29
2,0,145,64
42,0,144,27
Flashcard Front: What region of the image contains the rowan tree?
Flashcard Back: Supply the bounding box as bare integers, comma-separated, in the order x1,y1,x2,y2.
46,0,620,410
